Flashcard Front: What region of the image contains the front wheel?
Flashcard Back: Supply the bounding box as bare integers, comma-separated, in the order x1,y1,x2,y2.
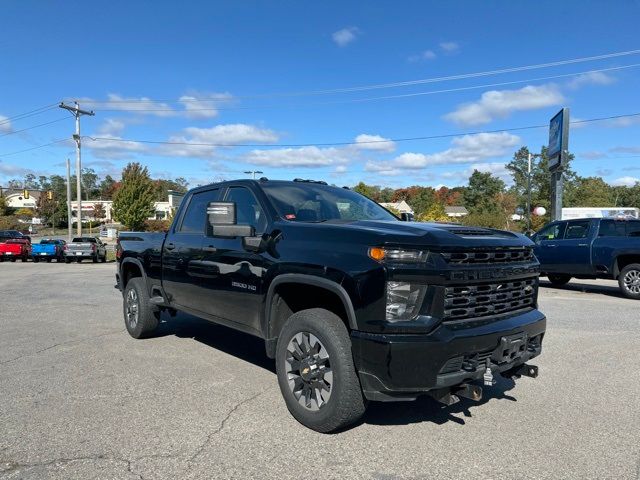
275,308,366,433
547,274,571,287
619,263,640,299
123,277,160,338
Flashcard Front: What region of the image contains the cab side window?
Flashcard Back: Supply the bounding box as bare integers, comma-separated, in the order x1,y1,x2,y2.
537,223,565,240
564,220,591,239
225,187,267,234
178,189,220,233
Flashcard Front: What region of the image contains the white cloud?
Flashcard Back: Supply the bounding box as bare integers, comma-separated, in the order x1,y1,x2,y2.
439,41,459,53
353,134,396,152
444,84,564,125
0,161,32,177
581,150,607,160
245,146,350,168
611,176,640,187
334,165,348,173
0,115,11,134
408,50,437,62
567,71,616,89
374,132,520,170
81,94,176,117
332,27,360,47
96,119,126,136
611,146,640,154
158,124,279,159
85,123,278,160
178,91,234,119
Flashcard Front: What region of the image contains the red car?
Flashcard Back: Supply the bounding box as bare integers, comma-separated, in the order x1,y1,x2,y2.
0,238,32,262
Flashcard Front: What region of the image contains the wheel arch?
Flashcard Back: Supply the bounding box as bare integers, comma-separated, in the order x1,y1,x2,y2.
263,274,358,358
612,254,640,278
120,258,148,291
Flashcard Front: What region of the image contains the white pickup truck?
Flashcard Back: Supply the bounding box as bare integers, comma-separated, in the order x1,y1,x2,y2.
64,236,107,263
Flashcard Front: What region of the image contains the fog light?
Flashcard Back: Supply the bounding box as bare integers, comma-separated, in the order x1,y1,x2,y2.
386,281,427,322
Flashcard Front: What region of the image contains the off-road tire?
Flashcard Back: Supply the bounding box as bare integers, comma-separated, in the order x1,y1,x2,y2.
275,308,367,433
547,274,571,287
123,277,160,339
618,263,640,300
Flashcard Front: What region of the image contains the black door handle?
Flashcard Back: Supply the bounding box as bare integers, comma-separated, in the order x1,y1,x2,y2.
165,243,176,251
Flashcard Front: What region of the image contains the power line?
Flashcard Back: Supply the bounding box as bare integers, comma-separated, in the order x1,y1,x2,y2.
0,139,69,157
86,64,640,113
83,112,640,149
0,117,69,138
71,49,640,103
0,104,59,126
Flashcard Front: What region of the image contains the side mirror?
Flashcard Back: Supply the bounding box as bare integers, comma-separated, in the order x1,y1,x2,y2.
400,212,414,222
207,202,255,237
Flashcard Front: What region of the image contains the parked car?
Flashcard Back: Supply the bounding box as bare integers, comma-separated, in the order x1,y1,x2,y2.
0,230,31,243
0,238,31,262
116,178,545,432
532,218,640,298
64,236,107,263
32,239,67,263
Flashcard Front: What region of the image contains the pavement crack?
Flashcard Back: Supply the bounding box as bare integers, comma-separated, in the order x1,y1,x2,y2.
0,454,138,478
187,389,269,465
0,329,126,366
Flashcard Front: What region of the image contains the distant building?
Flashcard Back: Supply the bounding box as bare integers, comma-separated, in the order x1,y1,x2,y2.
2,188,40,209
444,206,468,218
379,201,414,215
70,200,174,222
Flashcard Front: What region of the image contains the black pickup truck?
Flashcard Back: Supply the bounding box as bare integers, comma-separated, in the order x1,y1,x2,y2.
533,217,640,299
116,179,545,432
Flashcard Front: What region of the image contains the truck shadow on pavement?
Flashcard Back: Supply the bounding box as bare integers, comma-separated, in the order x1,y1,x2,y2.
539,279,626,299
152,311,520,428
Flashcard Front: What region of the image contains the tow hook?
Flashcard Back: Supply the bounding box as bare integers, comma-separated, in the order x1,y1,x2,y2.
483,358,496,386
505,363,539,379
430,384,483,406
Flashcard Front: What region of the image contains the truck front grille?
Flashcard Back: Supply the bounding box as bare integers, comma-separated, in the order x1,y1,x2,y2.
444,278,536,321
441,248,533,264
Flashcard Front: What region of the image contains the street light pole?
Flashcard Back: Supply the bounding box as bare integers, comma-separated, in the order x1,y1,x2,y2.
244,170,263,179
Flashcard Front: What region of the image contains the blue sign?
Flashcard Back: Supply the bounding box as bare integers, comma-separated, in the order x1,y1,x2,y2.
548,107,569,171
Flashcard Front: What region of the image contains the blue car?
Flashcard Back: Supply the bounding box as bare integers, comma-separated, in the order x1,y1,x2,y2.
32,239,66,263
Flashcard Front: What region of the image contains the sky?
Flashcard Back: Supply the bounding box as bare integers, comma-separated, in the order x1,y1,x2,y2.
1,0,640,190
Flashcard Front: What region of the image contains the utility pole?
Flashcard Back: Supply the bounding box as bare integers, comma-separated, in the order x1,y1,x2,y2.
59,102,94,236
244,170,263,180
66,159,73,243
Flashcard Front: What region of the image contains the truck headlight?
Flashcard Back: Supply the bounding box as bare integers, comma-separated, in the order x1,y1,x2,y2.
386,281,427,322
368,247,428,264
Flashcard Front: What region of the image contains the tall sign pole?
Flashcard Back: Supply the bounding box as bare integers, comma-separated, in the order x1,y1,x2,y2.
59,102,94,236
547,108,570,221
66,158,73,243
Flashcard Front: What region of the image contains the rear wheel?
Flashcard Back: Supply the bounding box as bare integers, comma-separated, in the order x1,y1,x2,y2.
33,257,40,263
275,308,367,433
76,257,82,263
46,258,52,263
10,258,16,262
64,257,71,264
123,277,160,338
547,274,571,287
21,255,27,262
618,263,640,300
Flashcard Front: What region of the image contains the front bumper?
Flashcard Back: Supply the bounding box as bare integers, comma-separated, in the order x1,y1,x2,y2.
351,309,545,401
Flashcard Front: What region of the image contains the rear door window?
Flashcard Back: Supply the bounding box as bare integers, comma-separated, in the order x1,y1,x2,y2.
626,221,640,237
598,220,626,237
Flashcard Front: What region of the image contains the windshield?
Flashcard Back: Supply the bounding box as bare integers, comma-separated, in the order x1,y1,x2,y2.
73,237,96,243
262,183,398,222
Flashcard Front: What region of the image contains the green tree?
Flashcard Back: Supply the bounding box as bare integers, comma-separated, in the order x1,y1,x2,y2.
0,196,7,216
463,170,506,213
353,182,381,201
613,183,640,208
566,177,615,207
112,163,155,230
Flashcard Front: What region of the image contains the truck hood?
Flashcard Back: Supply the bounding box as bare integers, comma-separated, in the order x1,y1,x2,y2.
285,220,533,249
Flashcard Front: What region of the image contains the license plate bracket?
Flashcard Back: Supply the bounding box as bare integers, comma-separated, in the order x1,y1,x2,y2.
491,332,527,364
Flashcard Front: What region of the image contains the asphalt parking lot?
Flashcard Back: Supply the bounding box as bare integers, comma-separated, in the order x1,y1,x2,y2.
1,263,638,479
